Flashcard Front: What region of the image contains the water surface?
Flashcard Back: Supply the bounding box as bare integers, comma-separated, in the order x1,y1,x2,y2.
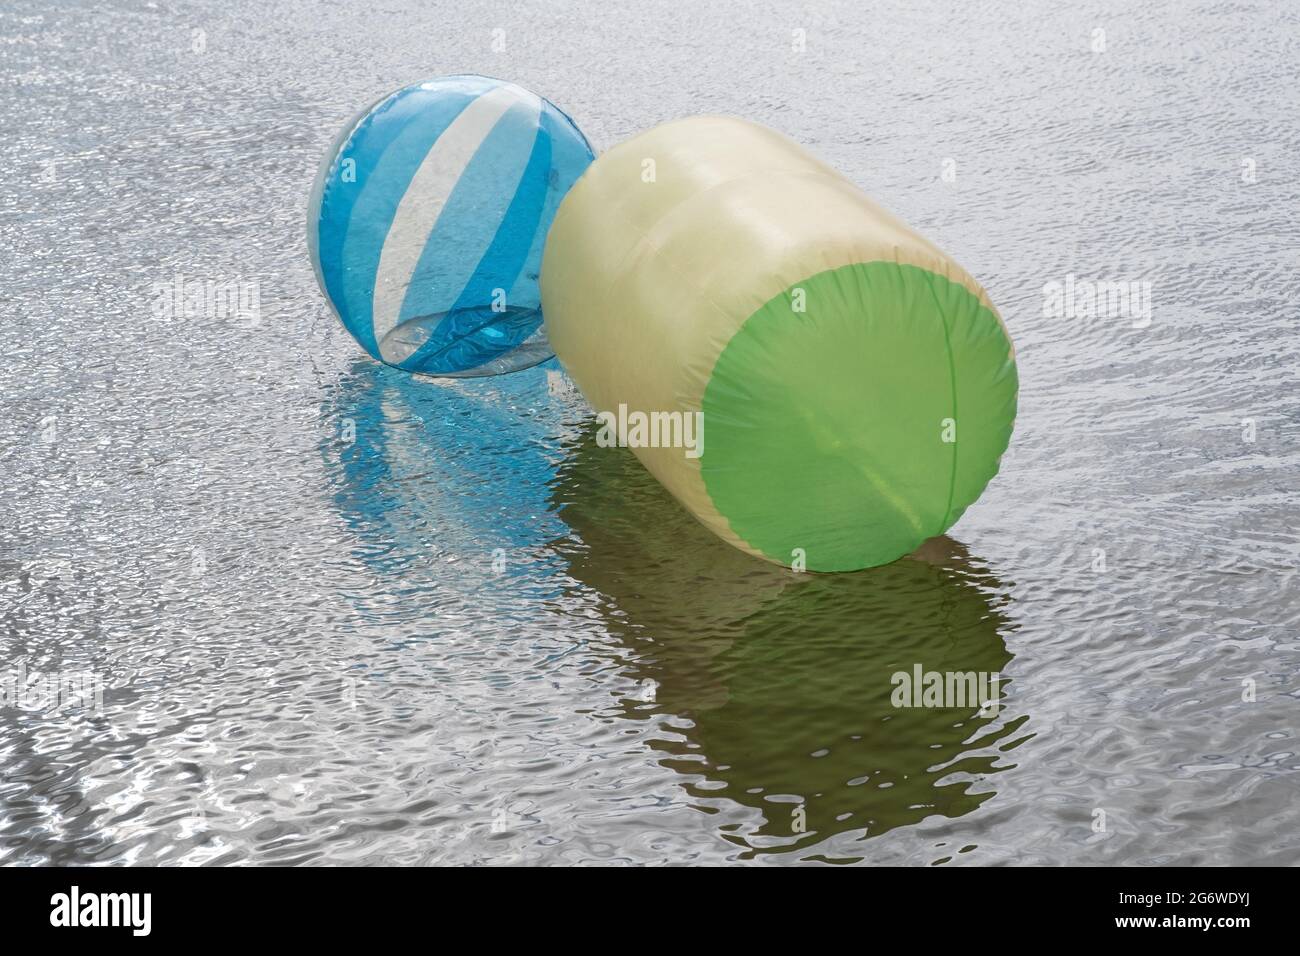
1,0,1297,865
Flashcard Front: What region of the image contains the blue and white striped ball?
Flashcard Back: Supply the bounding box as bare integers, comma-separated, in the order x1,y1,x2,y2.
308,75,595,377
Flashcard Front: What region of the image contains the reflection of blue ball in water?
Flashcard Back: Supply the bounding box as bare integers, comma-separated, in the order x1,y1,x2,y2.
308,75,595,377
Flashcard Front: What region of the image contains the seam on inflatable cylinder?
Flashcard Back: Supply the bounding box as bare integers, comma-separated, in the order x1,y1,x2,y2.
920,269,960,537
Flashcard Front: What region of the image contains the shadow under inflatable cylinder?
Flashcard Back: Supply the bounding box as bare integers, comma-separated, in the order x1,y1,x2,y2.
540,116,1018,572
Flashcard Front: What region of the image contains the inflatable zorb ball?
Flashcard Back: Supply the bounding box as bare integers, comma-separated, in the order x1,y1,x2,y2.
308,75,595,376
542,116,1018,572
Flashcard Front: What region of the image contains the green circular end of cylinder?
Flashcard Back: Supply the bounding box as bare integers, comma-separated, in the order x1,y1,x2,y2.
700,261,1018,572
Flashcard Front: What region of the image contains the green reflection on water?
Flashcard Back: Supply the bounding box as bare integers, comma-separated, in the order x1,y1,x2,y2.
549,425,1030,859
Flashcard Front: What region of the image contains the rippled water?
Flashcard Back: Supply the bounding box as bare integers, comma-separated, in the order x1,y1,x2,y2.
2,0,1297,865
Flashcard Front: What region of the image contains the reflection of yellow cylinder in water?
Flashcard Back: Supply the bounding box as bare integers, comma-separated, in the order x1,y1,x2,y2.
541,116,1017,572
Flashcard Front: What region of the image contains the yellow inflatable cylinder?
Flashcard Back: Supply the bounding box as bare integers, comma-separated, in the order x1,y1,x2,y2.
541,116,1017,572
